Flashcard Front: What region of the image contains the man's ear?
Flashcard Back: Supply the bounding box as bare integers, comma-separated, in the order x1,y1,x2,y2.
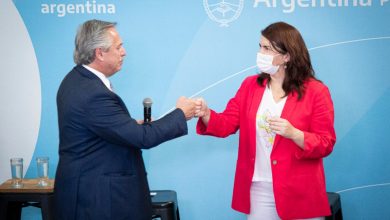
95,48,104,61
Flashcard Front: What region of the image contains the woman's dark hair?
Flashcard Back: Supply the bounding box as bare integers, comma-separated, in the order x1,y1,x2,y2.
257,22,317,99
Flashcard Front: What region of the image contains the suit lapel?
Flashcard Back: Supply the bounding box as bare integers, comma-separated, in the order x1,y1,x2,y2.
248,80,266,157
75,65,131,116
249,81,265,122
272,92,299,150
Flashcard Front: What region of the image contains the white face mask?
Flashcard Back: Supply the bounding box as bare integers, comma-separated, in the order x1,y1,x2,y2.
256,52,280,75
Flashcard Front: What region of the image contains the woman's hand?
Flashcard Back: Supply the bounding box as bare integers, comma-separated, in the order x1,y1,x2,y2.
194,97,211,126
268,117,304,148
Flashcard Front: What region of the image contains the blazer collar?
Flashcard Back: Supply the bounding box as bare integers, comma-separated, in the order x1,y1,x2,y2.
252,78,299,119
273,88,299,150
74,65,98,79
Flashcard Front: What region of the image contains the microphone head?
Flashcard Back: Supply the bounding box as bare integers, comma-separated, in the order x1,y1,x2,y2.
143,98,153,108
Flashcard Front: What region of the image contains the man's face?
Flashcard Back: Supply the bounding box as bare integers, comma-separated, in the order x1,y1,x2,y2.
101,27,126,77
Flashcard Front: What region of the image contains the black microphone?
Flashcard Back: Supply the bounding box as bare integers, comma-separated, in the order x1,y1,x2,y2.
143,98,153,123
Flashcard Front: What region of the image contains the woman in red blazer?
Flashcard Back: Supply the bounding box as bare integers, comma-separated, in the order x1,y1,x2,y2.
196,22,336,220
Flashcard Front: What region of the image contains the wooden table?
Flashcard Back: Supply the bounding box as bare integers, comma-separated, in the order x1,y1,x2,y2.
0,179,180,220
0,179,55,220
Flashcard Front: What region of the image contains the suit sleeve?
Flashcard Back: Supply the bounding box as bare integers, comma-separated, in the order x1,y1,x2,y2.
84,92,188,149
296,86,336,159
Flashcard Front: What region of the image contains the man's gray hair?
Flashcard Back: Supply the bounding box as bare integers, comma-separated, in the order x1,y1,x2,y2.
73,19,117,65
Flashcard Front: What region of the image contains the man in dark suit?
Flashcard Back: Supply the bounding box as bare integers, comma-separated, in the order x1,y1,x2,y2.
54,19,196,220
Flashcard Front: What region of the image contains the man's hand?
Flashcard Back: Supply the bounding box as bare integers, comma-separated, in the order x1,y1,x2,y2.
176,96,196,120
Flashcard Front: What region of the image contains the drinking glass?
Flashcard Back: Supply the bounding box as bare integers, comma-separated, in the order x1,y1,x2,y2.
36,157,49,187
10,158,23,188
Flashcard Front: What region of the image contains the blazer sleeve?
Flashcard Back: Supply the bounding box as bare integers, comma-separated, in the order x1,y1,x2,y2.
197,77,250,137
84,91,188,149
296,85,336,159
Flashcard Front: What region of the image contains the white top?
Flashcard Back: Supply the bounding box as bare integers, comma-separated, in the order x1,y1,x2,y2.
83,65,113,91
252,85,287,182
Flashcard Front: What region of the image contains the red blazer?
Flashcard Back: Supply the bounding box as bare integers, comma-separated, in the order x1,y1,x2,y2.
197,75,336,219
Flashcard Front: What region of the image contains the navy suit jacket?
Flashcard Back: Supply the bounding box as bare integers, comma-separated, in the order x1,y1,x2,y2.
54,65,187,220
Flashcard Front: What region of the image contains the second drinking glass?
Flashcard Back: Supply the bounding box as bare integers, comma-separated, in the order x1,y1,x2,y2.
36,157,49,187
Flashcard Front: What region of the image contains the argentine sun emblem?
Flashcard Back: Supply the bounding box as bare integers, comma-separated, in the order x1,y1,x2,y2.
203,0,244,27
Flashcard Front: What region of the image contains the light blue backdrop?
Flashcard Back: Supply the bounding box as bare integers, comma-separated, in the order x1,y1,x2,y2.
2,0,390,219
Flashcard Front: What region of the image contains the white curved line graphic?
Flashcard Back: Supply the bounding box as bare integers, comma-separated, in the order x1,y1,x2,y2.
188,65,256,99
309,36,390,51
159,36,390,118
336,182,390,194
